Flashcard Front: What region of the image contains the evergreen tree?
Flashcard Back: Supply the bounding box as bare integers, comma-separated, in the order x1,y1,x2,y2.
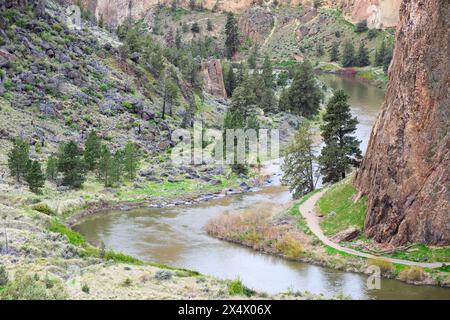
329,42,340,62
375,40,387,66
278,88,291,112
225,12,240,58
261,55,274,89
355,20,368,33
58,141,86,189
247,46,258,69
259,87,276,113
25,160,45,193
382,44,393,72
207,19,213,32
319,90,362,183
123,141,140,180
84,131,101,171
175,28,182,49
7,138,29,183
224,64,236,97
288,60,323,118
46,155,59,182
230,80,257,118
191,22,200,34
341,41,356,67
97,144,113,187
281,123,317,199
356,42,370,67
110,150,124,186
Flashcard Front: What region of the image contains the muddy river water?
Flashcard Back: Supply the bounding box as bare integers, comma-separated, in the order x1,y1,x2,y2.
75,75,450,299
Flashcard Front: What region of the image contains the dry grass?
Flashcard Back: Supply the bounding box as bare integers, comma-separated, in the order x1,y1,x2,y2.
399,266,425,282
206,203,310,258
367,258,394,275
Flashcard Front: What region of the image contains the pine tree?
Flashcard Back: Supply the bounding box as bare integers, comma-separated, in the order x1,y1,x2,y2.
84,131,101,171
262,55,274,89
247,46,258,69
123,141,140,180
224,64,236,97
46,155,59,182
319,90,362,183
25,160,45,193
97,144,113,187
356,42,370,67
330,42,339,62
375,40,387,66
342,41,356,67
281,123,317,199
58,141,86,189
288,60,323,118
110,150,124,185
191,22,200,34
225,12,240,58
278,88,291,112
259,87,276,113
7,138,29,183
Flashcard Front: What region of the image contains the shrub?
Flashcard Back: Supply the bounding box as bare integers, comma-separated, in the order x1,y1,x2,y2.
0,263,8,286
368,258,394,274
228,278,255,297
3,79,12,90
399,267,425,282
154,270,172,281
81,283,90,294
356,20,368,33
48,219,86,246
32,203,54,216
122,278,132,287
275,235,303,259
0,271,67,300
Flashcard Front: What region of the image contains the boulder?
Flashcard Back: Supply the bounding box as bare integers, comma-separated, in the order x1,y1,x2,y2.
330,227,360,243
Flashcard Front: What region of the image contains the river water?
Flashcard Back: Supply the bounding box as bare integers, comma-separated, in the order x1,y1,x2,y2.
74,75,450,300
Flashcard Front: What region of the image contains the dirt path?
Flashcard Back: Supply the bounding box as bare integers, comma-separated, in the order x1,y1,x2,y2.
299,190,448,268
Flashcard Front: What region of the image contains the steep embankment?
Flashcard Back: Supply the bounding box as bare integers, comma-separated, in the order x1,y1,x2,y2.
79,0,400,28
354,0,450,246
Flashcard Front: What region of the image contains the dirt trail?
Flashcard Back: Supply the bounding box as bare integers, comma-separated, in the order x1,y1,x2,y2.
299,190,449,268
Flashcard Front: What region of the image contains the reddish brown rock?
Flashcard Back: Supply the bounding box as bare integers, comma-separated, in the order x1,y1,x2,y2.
238,6,274,43
200,59,227,98
354,0,450,246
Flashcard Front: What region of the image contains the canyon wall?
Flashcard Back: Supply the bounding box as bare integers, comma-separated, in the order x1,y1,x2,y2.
354,0,450,246
75,0,400,28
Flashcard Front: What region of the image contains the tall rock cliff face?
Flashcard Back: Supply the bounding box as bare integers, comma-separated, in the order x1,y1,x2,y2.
75,0,400,28
200,59,227,98
354,0,450,246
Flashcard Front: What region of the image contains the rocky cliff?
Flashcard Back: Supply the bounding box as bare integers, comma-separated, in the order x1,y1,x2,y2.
200,59,227,98
354,0,450,246
75,0,400,28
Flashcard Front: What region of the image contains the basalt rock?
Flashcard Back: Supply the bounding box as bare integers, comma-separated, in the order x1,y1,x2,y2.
200,59,226,98
354,0,450,246
238,6,274,43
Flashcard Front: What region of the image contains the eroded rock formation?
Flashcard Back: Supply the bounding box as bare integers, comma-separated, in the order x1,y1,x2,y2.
238,6,274,43
354,0,450,246
74,0,400,28
200,59,226,98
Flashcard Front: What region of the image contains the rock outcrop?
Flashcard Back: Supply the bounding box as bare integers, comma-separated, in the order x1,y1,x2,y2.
200,59,226,98
74,0,400,28
354,0,450,246
238,6,274,43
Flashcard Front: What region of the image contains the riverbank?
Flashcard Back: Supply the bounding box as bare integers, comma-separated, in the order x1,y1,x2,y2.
205,178,450,288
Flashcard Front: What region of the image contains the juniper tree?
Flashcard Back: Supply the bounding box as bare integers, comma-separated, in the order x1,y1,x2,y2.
84,131,101,171
278,88,291,112
224,64,236,97
58,141,86,189
46,155,59,182
288,60,323,118
262,55,274,89
329,42,339,62
319,90,362,183
281,123,317,199
356,42,370,67
7,138,29,183
225,12,240,58
342,41,356,67
25,160,45,193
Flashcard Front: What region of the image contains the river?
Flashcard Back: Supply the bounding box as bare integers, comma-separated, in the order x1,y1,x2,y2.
74,75,450,300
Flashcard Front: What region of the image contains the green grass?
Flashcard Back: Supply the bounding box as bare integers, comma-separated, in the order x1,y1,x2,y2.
385,244,450,263
317,179,367,236
48,219,86,246
228,278,255,297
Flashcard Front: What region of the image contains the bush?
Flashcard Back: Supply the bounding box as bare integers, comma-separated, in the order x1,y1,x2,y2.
154,270,172,281
0,263,8,286
81,283,90,294
275,235,303,259
1,271,67,300
228,278,255,297
356,20,368,33
32,203,54,216
48,219,86,246
122,278,132,287
368,258,394,274
399,267,425,282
